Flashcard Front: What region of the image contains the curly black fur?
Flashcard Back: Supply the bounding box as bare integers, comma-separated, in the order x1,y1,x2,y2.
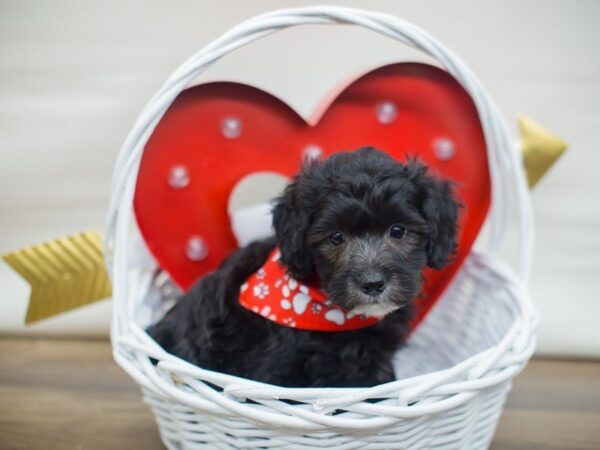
148,147,459,387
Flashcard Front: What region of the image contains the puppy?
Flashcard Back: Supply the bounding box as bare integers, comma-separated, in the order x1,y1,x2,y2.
148,147,459,387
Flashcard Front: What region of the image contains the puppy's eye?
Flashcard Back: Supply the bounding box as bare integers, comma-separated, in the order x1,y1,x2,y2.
328,232,345,246
390,225,407,239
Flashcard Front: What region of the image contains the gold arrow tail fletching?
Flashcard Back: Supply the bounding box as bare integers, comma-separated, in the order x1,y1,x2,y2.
2,230,112,324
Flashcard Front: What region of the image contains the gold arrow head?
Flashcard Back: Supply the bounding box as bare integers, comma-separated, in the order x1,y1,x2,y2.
518,114,568,188
2,230,112,324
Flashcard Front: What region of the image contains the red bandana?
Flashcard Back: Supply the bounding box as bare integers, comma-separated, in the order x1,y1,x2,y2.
239,248,382,331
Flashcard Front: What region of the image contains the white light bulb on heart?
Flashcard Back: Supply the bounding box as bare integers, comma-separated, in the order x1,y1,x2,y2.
375,101,398,125
221,116,243,139
167,165,190,189
186,236,208,261
433,137,456,161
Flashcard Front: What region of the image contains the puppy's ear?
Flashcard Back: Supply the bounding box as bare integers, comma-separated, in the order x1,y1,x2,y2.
407,160,461,270
271,180,314,279
423,176,460,270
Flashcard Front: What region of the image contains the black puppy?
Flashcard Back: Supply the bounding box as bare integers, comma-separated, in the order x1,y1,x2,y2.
148,147,459,387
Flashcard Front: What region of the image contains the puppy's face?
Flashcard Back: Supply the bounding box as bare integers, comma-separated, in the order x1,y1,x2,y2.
272,147,460,317
307,194,429,317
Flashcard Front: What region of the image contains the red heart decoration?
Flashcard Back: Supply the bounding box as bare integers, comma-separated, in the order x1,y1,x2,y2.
134,63,490,327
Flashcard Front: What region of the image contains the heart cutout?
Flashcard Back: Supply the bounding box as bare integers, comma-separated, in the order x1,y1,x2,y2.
133,63,490,328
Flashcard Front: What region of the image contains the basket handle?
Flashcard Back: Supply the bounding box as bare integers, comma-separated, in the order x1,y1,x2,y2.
105,6,533,286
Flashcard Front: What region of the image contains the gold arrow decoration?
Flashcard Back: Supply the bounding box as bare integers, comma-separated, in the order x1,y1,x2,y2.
518,114,568,188
2,230,112,324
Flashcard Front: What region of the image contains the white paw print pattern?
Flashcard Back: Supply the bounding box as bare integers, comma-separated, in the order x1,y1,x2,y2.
260,306,277,321
278,277,313,316
281,275,298,298
292,292,310,314
280,299,292,310
311,303,323,315
253,282,269,299
288,277,298,290
282,317,297,327
256,268,266,279
280,278,295,298
324,309,345,325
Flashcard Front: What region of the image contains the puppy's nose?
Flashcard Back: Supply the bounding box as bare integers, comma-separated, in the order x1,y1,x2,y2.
360,273,386,296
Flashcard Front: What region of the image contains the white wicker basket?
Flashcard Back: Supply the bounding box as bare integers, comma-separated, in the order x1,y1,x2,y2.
106,6,538,449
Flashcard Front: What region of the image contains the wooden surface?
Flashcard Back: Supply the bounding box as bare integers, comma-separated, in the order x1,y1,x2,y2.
1,338,599,450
